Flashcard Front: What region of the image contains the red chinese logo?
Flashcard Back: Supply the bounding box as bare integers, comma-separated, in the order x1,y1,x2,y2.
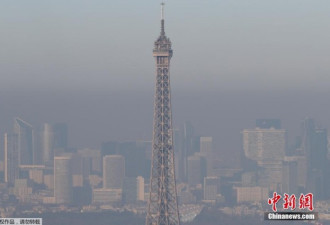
268,192,314,212
299,193,314,211
283,194,296,210
268,192,282,212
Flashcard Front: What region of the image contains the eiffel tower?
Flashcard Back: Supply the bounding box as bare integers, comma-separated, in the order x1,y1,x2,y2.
146,3,180,225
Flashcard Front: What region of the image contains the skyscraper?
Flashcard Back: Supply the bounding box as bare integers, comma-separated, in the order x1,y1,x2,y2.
14,118,34,165
137,176,145,201
242,128,286,163
103,155,125,189
54,156,72,204
242,126,286,191
187,154,205,187
42,123,54,165
282,158,298,195
311,128,327,171
4,133,19,184
200,137,213,156
146,3,180,225
52,123,68,150
123,177,138,203
203,177,220,202
200,137,213,175
299,118,329,198
182,121,194,180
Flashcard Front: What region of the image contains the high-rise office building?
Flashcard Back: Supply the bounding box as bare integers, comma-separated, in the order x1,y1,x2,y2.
123,177,138,203
242,128,286,162
146,4,180,225
200,137,213,156
52,123,68,150
200,137,213,176
14,118,34,165
54,156,72,204
173,129,183,181
203,177,220,202
242,126,286,191
44,174,54,190
77,148,102,174
137,176,145,201
187,154,206,187
310,128,328,199
241,172,257,187
117,141,150,179
101,141,151,179
282,158,298,195
103,155,125,189
42,123,54,165
13,179,32,202
311,128,328,171
181,121,194,181
299,118,329,199
4,133,19,184
294,155,308,190
300,118,315,158
187,155,202,187
235,186,268,203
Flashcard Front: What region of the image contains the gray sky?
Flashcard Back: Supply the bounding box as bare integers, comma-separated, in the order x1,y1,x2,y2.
1,0,330,92
1,1,330,162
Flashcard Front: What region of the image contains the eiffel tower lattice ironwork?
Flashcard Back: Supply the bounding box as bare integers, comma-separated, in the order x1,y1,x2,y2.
146,3,180,225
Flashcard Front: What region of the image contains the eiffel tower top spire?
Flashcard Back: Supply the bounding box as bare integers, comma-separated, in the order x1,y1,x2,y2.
160,2,165,36
154,2,172,54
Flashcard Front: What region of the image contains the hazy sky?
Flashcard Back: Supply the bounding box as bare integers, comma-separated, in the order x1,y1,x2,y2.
1,0,330,92
2,1,330,167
